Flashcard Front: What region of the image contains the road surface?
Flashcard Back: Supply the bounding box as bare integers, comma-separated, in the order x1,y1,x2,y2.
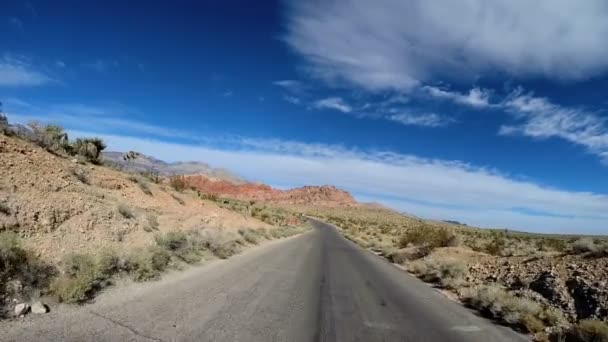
0,220,526,342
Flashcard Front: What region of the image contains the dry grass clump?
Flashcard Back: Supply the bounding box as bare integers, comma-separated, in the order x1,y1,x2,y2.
0,202,10,215
565,320,608,342
572,238,597,254
117,203,135,219
238,228,262,244
128,175,153,195
407,258,468,290
171,193,185,205
461,285,567,333
144,214,159,232
70,168,90,185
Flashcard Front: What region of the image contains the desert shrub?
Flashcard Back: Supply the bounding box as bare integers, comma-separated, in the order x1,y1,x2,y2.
145,214,159,232
539,238,567,252
128,175,152,195
566,320,608,342
0,233,55,311
199,192,219,202
484,237,507,256
238,228,261,244
95,250,121,278
155,231,204,263
0,201,10,215
129,246,172,282
588,243,608,258
398,227,460,249
0,113,8,134
408,258,467,289
28,122,71,153
197,229,242,259
461,285,567,333
117,203,134,219
70,169,90,185
141,171,161,184
171,193,185,205
572,238,597,254
51,253,110,303
169,175,187,192
71,137,106,164
155,231,188,252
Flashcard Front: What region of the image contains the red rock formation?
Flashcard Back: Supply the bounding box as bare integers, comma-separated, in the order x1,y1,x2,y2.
183,174,356,206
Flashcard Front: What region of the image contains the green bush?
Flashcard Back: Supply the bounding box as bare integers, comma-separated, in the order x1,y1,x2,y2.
572,238,597,254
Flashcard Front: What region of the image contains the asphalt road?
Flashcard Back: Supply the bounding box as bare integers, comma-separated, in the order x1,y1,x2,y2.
0,220,527,342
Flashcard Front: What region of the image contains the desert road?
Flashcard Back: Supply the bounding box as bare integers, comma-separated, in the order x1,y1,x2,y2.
0,220,527,342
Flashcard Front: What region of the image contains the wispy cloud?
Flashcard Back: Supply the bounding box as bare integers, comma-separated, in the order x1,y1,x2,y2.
313,97,352,113
283,95,301,105
284,0,608,92
499,89,608,162
388,112,453,127
424,86,491,108
3,99,197,141
59,128,608,234
7,17,24,31
81,59,119,73
0,55,53,87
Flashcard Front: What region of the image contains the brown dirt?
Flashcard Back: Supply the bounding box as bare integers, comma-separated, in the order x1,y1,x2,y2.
0,135,271,263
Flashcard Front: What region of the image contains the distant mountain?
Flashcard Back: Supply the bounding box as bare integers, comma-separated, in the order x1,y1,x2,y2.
184,174,357,207
102,151,245,183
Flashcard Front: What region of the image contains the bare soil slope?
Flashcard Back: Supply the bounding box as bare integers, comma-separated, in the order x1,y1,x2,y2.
0,135,270,263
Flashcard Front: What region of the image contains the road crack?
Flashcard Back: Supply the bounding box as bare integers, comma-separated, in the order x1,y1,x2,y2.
89,310,164,342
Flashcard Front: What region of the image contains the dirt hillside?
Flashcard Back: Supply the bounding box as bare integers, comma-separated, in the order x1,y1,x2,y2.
0,134,270,263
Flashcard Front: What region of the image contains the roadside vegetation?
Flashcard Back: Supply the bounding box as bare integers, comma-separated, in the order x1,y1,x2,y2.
303,206,608,341
3,224,310,308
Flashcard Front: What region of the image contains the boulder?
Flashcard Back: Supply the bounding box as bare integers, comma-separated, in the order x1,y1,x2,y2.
566,276,608,320
14,303,29,316
31,301,49,314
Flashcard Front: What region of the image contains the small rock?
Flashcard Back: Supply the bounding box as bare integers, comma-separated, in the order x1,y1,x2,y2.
14,303,29,316
31,301,49,314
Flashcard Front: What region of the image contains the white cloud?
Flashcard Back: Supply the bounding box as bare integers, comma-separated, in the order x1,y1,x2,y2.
388,112,452,127
314,97,352,113
283,95,301,105
81,59,118,72
0,55,52,86
63,130,608,234
425,86,491,108
500,90,608,161
284,0,608,91
4,99,196,141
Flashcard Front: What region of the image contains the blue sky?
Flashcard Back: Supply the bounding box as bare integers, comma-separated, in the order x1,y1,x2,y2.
2,0,608,234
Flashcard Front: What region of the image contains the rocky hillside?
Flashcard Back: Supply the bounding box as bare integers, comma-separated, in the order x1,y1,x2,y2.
102,151,244,183
305,206,608,341
183,174,357,206
0,135,269,263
